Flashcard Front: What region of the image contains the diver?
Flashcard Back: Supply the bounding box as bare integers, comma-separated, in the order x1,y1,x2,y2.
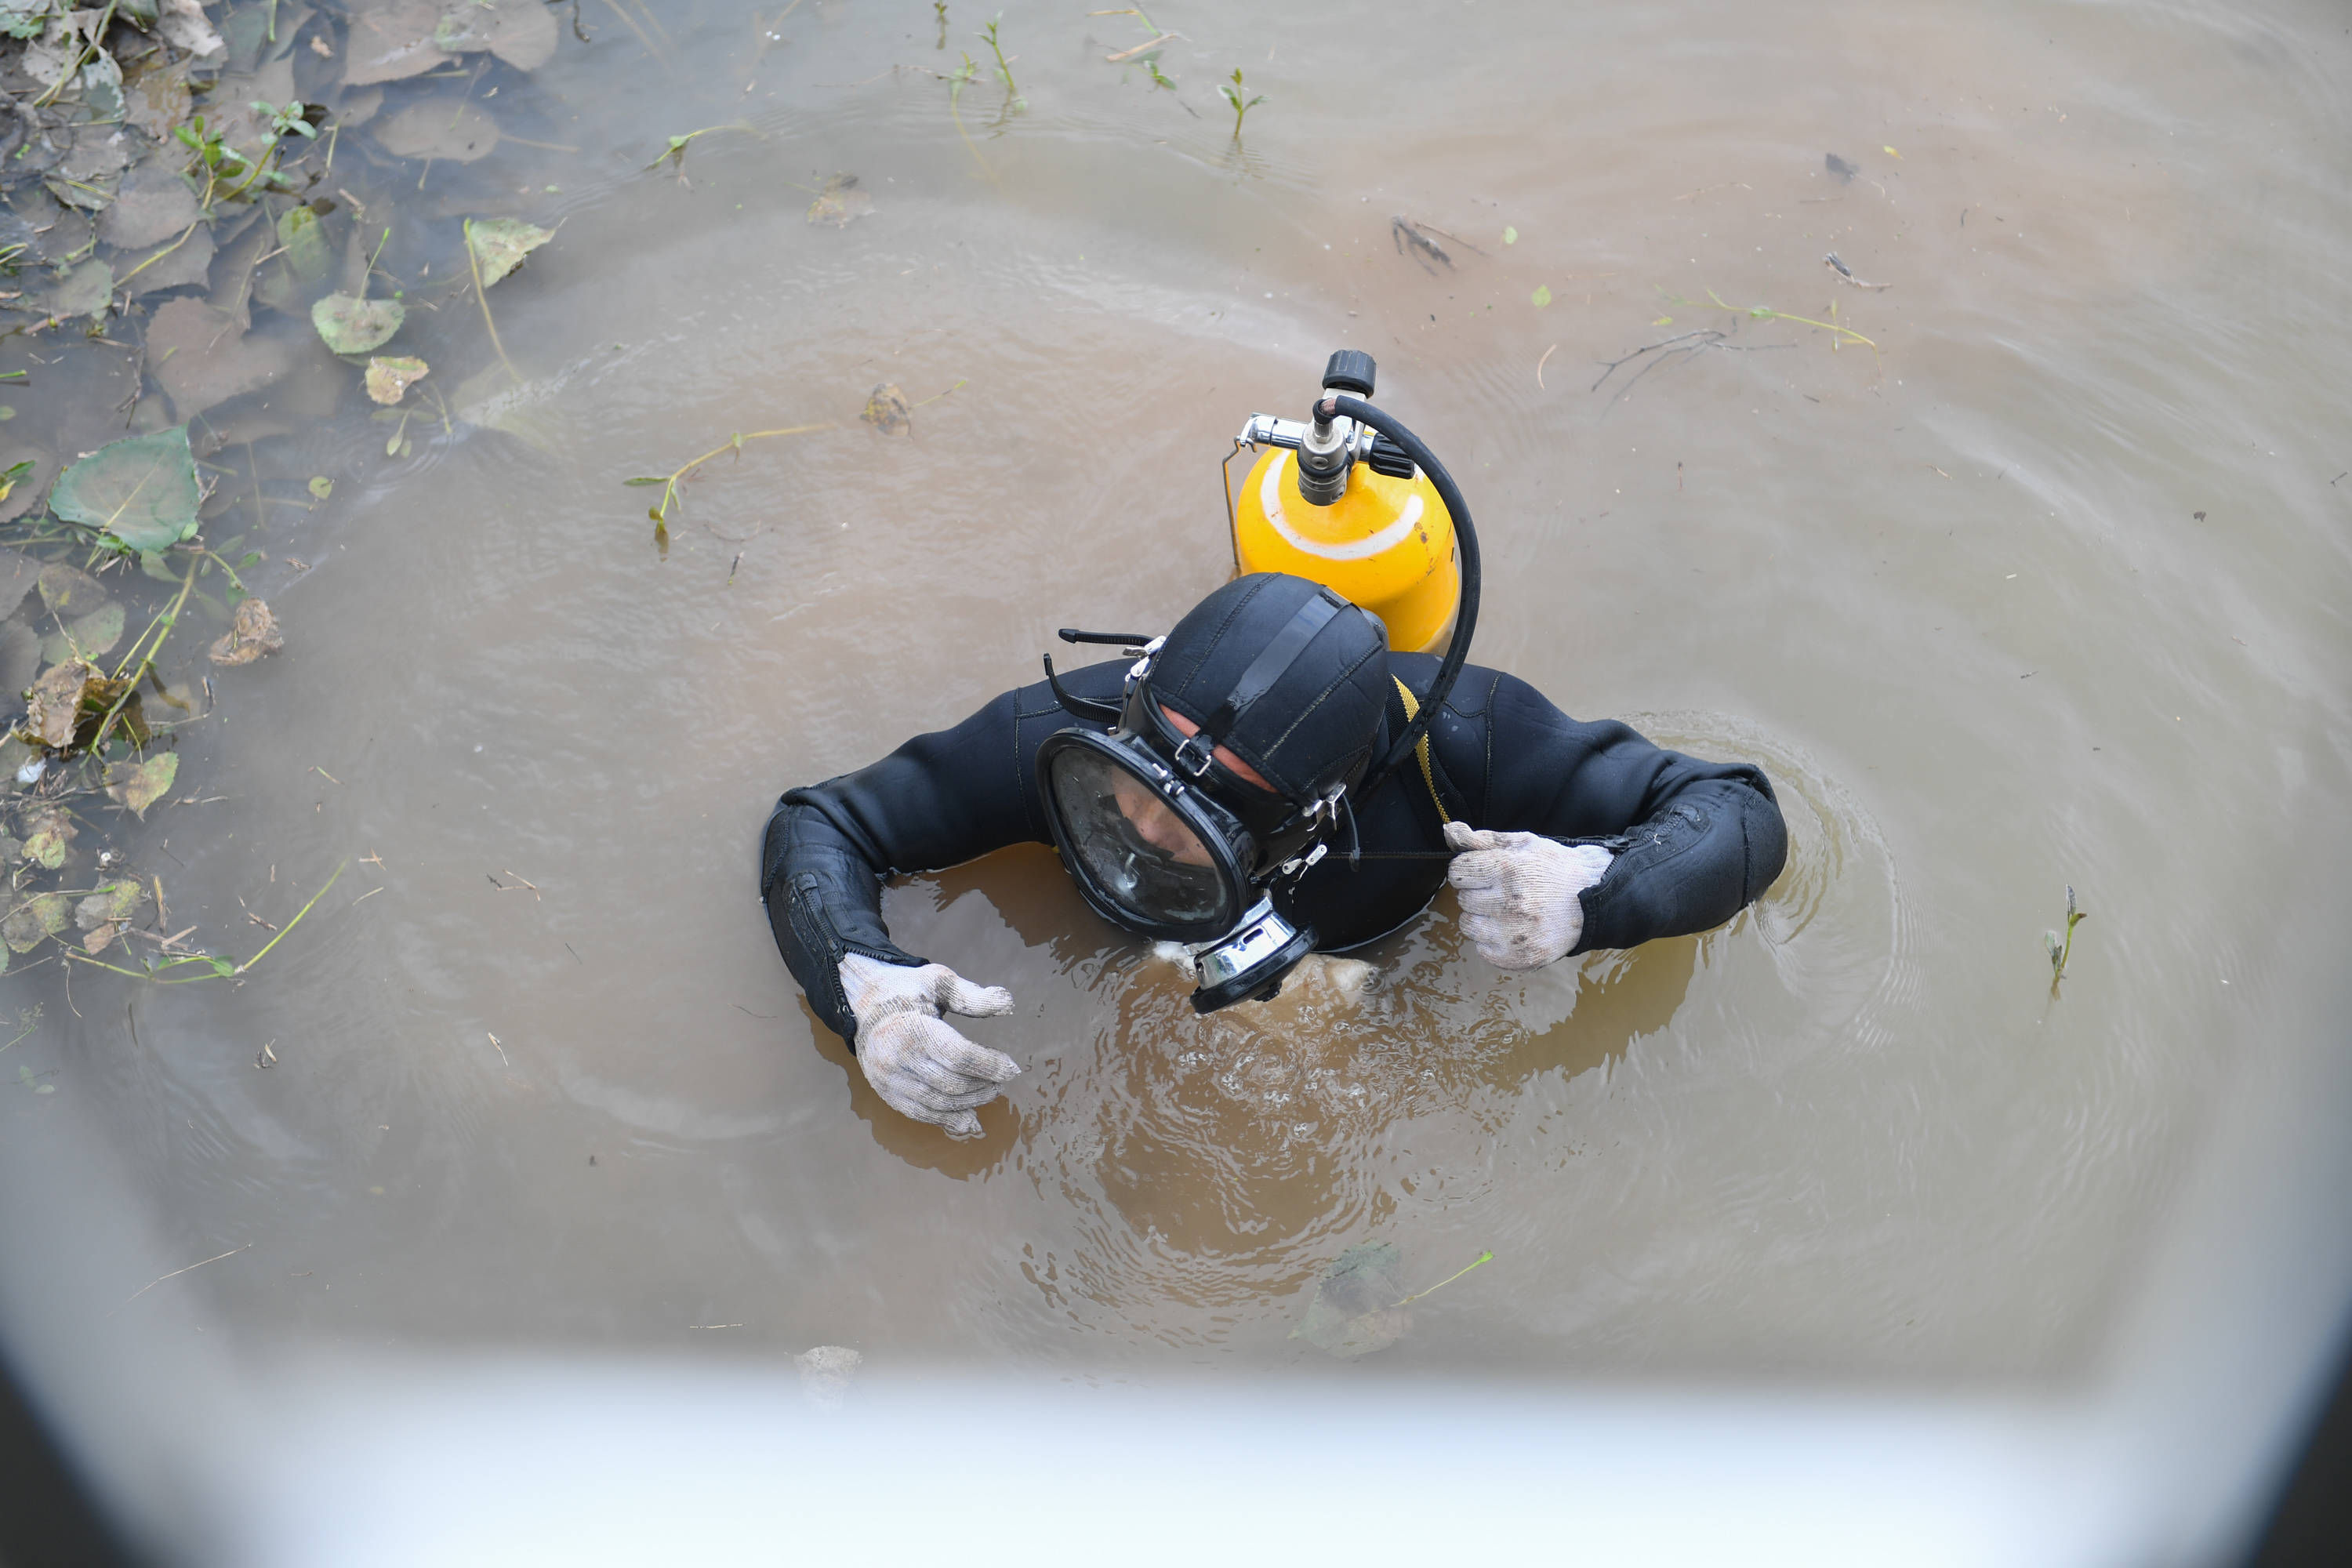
760,569,1788,1137
760,354,1788,1137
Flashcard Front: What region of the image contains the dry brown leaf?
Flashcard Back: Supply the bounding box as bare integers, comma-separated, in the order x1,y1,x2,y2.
146,298,299,421
118,224,216,299
372,100,500,163
344,0,451,85
97,160,201,250
434,0,558,71
209,598,284,667
122,59,193,140
24,659,100,748
365,356,430,405
158,0,225,60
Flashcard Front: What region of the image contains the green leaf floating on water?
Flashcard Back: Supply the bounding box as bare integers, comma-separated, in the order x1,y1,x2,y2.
313,294,406,355
2,891,70,953
48,426,202,554
466,218,554,289
103,753,178,818
1,0,51,41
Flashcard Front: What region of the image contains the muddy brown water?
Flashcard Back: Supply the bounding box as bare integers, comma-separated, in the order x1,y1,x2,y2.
6,0,2350,1382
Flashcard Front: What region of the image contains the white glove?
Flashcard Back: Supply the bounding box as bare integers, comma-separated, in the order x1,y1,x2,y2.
1443,820,1615,971
838,954,1022,1138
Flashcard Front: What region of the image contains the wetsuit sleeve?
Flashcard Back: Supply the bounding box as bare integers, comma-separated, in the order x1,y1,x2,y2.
757,661,1125,1045
759,687,1045,1045
1438,667,1788,953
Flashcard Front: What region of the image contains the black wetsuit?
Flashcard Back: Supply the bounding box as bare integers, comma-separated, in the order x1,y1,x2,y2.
761,655,1788,1045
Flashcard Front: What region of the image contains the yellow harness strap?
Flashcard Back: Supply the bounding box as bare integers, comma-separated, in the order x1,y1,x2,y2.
1392,677,1453,825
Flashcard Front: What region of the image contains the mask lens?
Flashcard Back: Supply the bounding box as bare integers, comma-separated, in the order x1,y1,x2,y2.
1047,747,1234,930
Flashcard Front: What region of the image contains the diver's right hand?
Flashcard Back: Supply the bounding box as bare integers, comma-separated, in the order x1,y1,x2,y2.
838,954,1022,1138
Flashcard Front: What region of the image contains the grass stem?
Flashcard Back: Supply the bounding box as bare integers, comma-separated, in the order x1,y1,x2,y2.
463,220,521,384
1391,1250,1494,1308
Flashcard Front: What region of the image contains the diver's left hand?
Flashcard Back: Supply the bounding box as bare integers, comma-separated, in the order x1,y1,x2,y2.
1443,821,1614,971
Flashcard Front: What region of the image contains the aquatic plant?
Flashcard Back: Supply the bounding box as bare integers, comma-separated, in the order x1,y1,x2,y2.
1679,288,1877,353
1220,67,1265,139
979,13,1024,112
626,423,837,538
174,114,296,204
69,862,347,984
2045,885,2088,989
249,99,318,140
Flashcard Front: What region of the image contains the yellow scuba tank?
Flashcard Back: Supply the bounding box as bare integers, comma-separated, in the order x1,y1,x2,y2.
1223,352,1461,654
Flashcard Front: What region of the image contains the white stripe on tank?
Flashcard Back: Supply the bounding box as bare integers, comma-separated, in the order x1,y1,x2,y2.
1258,450,1425,561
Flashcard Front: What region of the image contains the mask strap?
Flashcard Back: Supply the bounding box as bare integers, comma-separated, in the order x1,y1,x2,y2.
1041,654,1122,724
1195,593,1343,752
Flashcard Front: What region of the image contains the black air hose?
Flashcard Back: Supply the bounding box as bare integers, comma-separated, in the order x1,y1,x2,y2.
1321,394,1482,798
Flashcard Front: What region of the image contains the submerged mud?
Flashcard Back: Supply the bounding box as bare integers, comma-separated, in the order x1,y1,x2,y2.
5,0,2350,1380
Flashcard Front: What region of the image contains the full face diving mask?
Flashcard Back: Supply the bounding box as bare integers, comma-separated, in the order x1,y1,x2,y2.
1035,584,1380,1013
1033,350,1487,1014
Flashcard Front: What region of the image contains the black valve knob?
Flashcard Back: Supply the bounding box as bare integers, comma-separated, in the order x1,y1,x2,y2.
1365,435,1418,480
1321,349,1376,397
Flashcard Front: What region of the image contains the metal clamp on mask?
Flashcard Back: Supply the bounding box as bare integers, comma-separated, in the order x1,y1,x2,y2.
1036,583,1380,1013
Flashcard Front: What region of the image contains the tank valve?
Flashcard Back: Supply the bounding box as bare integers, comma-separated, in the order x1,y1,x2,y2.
1294,352,1377,506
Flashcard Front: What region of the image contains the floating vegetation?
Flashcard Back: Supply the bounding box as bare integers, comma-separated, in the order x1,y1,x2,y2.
46,429,202,555
1292,1243,1496,1358
206,596,283,667
862,377,963,436
464,217,554,382
1591,327,1792,408
1391,216,1454,274
365,356,430,406
0,0,585,1002
978,12,1023,114
311,292,405,356
2045,884,2089,989
466,217,555,289
805,173,873,228
1218,67,1264,139
644,122,754,177
626,422,836,535
1675,288,1878,354
861,384,913,436
372,98,502,164
67,860,345,984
